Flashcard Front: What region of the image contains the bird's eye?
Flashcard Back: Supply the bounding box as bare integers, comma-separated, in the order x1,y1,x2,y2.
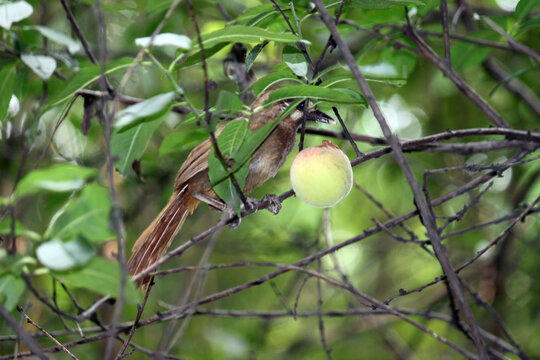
296,102,305,111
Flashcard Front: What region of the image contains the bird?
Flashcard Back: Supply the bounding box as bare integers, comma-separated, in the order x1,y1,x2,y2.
127,90,334,289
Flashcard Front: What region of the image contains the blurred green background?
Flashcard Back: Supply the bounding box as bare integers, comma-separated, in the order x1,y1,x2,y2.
1,0,539,359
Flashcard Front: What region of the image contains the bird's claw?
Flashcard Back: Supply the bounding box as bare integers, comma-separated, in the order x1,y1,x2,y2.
227,195,281,230
229,217,241,230
262,194,282,215
243,197,259,213
224,206,242,230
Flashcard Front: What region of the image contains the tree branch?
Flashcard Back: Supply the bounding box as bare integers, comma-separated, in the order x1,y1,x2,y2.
313,1,489,357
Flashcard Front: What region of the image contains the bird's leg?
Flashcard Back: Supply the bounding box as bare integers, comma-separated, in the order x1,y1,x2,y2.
191,192,227,211
242,197,259,213
190,192,242,229
242,195,282,215
262,194,282,215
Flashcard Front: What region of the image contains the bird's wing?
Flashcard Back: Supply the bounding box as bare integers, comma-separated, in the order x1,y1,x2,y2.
174,123,226,186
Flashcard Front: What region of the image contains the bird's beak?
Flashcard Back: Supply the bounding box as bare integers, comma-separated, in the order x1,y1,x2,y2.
307,109,336,125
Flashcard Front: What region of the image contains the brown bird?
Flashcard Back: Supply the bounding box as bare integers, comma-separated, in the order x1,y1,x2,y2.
127,91,333,288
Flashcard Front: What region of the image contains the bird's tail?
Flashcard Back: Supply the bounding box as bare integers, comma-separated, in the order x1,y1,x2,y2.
128,186,199,289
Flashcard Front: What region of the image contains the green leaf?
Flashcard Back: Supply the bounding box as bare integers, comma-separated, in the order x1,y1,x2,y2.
246,41,269,71
215,90,245,116
451,30,499,71
78,0,136,11
515,0,540,23
0,250,37,276
194,25,303,49
159,128,209,157
176,111,204,127
45,184,114,243
114,91,177,130
265,85,366,106
111,116,163,175
53,257,139,303
208,120,251,215
143,0,174,13
516,16,540,34
0,275,25,311
177,43,228,69
216,122,249,159
347,0,425,8
0,218,40,240
250,69,303,96
26,25,80,54
282,45,308,78
21,53,56,80
381,46,417,79
246,10,280,28
353,44,417,84
0,1,33,30
36,237,95,271
14,163,96,200
47,57,133,109
237,4,276,25
0,64,15,120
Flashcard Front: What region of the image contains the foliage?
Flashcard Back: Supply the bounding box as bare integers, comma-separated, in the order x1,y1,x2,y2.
0,0,539,359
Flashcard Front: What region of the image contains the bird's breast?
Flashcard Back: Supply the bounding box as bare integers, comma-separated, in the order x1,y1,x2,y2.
243,125,297,193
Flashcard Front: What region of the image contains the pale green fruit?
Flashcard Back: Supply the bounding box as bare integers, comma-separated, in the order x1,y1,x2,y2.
290,140,353,208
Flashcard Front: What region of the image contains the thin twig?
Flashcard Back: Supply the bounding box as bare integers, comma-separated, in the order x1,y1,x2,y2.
0,303,48,360
354,182,417,241
93,1,127,358
76,89,191,115
117,0,182,92
331,107,363,157
133,138,538,283
114,281,153,359
439,207,540,241
215,2,232,21
59,0,97,64
314,2,489,357
480,15,540,63
18,308,79,360
314,0,346,75
185,0,248,207
456,195,540,273
402,21,510,129
460,280,530,360
51,280,74,332
7,305,525,360
270,0,315,73
316,258,333,360
483,58,540,118
293,275,312,319
418,29,535,55
164,225,221,352
153,264,478,359
440,0,451,65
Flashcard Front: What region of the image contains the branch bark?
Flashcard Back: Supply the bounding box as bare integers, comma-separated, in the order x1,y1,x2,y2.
312,1,489,358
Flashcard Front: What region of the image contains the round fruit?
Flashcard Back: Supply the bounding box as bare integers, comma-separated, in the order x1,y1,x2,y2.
290,140,353,208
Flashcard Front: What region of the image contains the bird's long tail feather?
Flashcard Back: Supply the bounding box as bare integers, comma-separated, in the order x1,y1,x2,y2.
128,186,199,289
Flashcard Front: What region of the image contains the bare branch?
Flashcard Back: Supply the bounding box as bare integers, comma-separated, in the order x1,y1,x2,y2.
19,308,79,360
314,2,489,356
0,304,48,360
402,23,509,129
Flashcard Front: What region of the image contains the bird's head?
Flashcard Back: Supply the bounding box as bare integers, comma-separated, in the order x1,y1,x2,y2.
250,91,335,130
281,99,335,126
